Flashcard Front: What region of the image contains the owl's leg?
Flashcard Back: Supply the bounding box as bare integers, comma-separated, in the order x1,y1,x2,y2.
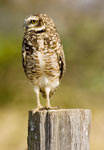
45,87,51,108
45,87,58,109
33,86,43,110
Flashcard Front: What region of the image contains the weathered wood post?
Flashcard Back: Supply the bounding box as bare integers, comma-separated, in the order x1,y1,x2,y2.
28,109,91,150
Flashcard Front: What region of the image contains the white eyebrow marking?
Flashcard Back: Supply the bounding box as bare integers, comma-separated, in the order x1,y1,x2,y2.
26,16,39,22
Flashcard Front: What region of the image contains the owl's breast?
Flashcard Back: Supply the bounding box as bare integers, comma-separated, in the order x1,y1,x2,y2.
27,50,60,92
35,50,60,77
24,49,60,80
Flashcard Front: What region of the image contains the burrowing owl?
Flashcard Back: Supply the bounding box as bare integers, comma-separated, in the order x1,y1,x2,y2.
22,14,66,109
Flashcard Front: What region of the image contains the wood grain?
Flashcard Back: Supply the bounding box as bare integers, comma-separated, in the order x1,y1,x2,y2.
28,109,91,150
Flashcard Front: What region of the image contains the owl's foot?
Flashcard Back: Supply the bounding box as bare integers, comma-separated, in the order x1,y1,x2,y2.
45,106,59,110
32,104,44,113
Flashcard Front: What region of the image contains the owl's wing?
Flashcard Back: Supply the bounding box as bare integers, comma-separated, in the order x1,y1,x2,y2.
56,46,66,80
22,38,32,68
22,39,27,68
22,37,35,68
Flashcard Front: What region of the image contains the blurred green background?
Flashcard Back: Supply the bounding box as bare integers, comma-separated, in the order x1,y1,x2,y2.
0,0,104,150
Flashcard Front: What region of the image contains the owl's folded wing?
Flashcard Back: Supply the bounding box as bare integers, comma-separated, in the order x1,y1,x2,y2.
56,46,66,80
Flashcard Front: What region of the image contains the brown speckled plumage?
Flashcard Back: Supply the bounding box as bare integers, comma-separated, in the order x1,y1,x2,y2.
22,14,66,109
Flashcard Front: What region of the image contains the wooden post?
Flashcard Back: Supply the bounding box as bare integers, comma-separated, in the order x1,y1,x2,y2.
28,109,91,150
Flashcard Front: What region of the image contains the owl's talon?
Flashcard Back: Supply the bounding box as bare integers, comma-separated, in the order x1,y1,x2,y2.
45,106,59,110
32,105,44,113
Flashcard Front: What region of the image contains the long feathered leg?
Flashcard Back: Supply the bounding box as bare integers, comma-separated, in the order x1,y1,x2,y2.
45,87,51,108
33,86,43,112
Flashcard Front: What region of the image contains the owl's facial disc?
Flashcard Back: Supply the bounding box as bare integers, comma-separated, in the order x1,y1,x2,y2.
24,15,45,32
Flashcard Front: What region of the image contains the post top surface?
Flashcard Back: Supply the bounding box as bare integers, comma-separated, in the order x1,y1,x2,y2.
30,108,91,114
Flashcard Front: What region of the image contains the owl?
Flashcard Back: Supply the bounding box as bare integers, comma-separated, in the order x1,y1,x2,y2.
22,14,66,110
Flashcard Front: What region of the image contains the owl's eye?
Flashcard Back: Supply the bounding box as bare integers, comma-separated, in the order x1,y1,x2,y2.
31,20,38,24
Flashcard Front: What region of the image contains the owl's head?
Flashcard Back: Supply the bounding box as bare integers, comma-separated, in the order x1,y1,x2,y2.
24,14,55,33
24,14,46,32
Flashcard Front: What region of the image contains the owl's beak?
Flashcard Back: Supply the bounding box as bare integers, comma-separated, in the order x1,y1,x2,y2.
23,24,28,31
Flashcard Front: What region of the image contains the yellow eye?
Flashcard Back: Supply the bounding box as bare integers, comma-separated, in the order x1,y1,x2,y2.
31,20,38,24
31,20,35,24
